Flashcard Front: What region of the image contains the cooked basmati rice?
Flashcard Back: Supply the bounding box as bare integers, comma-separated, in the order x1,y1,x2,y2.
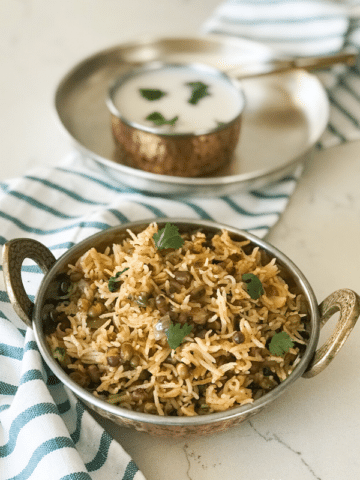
45,223,308,416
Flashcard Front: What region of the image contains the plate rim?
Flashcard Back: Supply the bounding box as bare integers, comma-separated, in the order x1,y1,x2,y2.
54,34,330,189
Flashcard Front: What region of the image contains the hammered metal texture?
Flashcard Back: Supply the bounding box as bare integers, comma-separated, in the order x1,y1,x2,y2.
84,397,263,438
2,238,56,327
5,221,360,437
111,115,242,177
303,288,360,378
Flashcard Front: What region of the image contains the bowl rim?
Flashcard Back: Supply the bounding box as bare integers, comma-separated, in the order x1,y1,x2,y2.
33,218,320,427
106,61,245,137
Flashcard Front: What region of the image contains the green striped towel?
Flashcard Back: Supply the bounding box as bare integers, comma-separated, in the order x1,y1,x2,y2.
0,154,300,480
203,0,360,147
1,1,360,478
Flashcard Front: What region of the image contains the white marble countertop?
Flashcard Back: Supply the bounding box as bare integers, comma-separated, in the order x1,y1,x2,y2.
1,1,360,479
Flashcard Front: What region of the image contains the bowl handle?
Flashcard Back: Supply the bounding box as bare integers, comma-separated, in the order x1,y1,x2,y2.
303,288,360,378
2,238,57,328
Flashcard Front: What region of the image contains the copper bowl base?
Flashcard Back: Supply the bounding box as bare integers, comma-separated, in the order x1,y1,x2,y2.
111,115,242,177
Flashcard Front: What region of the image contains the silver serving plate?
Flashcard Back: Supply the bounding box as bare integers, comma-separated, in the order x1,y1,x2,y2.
54,35,329,196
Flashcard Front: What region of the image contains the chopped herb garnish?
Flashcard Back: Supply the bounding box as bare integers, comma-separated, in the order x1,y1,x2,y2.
269,332,294,357
52,347,71,367
186,81,210,105
166,322,193,350
140,88,167,101
146,111,178,126
242,273,264,300
153,223,185,250
108,267,129,292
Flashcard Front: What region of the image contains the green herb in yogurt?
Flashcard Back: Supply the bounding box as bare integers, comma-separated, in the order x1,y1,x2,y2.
146,111,178,127
186,81,210,105
139,88,167,101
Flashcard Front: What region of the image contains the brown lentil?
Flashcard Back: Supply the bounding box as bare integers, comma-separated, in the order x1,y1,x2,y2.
88,302,106,318
86,317,108,329
176,363,190,379
69,371,90,388
130,354,141,369
87,365,102,383
288,313,301,324
190,286,206,300
209,319,221,331
195,328,207,339
120,343,134,362
77,298,91,312
57,314,71,331
69,271,83,282
191,308,208,325
233,331,245,344
177,312,191,324
131,389,148,401
155,294,169,314
265,285,278,297
173,271,192,285
106,347,121,367
144,402,157,414
168,279,183,293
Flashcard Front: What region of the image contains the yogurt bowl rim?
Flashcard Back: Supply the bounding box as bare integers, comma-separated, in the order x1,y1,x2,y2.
106,60,246,137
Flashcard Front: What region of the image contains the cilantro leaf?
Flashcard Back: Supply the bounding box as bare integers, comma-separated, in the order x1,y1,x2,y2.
186,81,210,105
108,267,129,292
140,88,167,101
153,223,185,250
166,322,193,350
52,347,71,367
242,273,264,300
269,332,294,357
146,111,178,126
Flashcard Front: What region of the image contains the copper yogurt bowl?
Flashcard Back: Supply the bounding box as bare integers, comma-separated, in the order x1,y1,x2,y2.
3,219,359,437
106,62,245,177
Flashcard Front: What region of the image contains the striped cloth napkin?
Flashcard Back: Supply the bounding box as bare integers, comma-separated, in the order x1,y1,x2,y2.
0,156,300,480
1,1,360,479
203,0,360,148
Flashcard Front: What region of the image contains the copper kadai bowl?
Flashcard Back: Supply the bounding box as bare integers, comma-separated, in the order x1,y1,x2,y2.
106,62,244,178
3,219,360,438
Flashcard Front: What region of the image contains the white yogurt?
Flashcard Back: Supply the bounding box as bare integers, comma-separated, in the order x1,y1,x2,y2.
110,63,244,135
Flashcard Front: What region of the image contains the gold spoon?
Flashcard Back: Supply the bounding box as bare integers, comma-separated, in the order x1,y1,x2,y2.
226,48,358,79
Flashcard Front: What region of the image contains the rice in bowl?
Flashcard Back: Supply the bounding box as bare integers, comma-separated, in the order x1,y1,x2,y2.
44,222,309,417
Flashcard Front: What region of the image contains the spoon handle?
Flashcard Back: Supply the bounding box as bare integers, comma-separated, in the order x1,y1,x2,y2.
228,49,358,79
